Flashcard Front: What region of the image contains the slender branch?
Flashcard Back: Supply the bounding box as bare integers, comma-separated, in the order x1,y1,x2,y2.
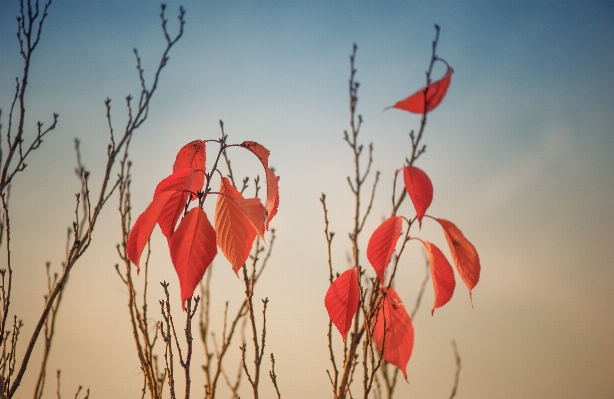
269,353,281,399
6,5,185,396
448,341,461,399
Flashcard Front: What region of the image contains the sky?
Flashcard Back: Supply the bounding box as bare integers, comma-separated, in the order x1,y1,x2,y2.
1,1,613,398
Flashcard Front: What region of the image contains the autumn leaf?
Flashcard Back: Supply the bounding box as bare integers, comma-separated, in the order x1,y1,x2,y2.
240,141,280,230
435,218,480,305
385,62,453,114
173,140,206,200
169,207,217,309
215,177,263,274
154,167,200,238
422,240,455,315
373,288,414,381
325,267,359,342
403,166,433,228
127,190,178,272
128,167,201,269
367,216,403,283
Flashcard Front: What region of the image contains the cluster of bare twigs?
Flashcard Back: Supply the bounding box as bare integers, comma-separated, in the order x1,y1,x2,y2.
0,1,184,397
0,1,463,398
322,28,462,399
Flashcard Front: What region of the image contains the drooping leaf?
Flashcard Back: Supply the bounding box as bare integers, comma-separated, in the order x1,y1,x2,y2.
325,267,359,342
173,140,206,171
215,177,261,274
367,216,403,282
127,190,177,272
372,288,414,381
422,240,455,315
436,218,480,305
173,140,206,200
240,141,280,230
169,207,217,309
154,168,199,238
385,62,453,114
403,166,433,228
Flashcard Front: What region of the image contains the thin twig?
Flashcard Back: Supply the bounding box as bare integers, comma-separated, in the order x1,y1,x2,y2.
448,340,461,399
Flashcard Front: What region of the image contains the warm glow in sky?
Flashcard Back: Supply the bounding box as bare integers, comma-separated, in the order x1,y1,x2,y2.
1,1,613,398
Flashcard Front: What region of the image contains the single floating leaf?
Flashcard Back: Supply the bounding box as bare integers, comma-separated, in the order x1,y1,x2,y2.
170,208,217,309
373,288,414,381
215,177,261,274
324,267,359,342
422,240,455,315
403,166,433,228
436,218,480,305
240,141,280,230
386,62,453,114
367,216,403,282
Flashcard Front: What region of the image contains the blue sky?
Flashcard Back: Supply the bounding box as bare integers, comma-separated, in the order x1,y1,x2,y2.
1,1,613,398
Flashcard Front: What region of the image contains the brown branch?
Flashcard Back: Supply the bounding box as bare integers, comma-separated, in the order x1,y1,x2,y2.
269,353,281,399
448,340,461,399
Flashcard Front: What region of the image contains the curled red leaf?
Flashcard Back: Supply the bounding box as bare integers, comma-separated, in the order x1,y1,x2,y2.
366,216,403,283
324,267,359,342
127,190,177,272
435,218,480,305
386,62,453,114
403,166,433,228
170,208,217,309
173,140,206,200
372,288,414,381
422,240,455,315
240,141,280,230
154,167,201,238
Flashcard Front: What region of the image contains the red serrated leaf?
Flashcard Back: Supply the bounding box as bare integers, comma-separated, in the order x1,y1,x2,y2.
386,62,453,114
215,177,261,274
373,288,414,381
240,141,280,230
127,190,177,272
154,168,199,238
173,141,206,200
367,216,403,282
325,267,359,342
422,240,455,315
436,218,480,305
173,140,206,171
403,166,433,228
170,208,217,309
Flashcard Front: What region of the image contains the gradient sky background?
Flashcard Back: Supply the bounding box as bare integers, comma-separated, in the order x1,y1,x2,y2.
1,1,613,398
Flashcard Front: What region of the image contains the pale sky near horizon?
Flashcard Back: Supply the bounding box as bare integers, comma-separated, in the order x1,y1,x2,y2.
1,1,613,398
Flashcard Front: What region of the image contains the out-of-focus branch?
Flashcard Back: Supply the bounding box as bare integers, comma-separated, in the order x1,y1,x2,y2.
5,4,185,398
448,340,461,399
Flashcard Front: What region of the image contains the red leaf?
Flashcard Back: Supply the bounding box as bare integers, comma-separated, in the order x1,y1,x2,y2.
325,267,359,342
154,168,200,238
367,216,403,282
240,141,280,230
373,288,414,381
436,218,480,305
127,190,178,272
215,177,261,274
173,140,206,200
403,166,433,228
386,63,453,114
422,241,455,315
173,140,206,171
169,208,217,309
